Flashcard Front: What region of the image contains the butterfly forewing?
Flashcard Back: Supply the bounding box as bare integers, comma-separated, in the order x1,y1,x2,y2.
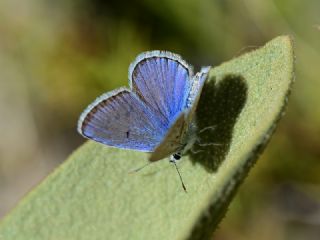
78,88,165,151
129,51,193,129
148,67,210,161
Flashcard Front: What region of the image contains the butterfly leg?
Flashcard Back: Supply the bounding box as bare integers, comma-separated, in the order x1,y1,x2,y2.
199,125,216,134
190,147,204,154
196,142,222,147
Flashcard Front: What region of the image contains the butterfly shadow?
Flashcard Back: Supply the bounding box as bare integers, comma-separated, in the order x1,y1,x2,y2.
189,74,248,173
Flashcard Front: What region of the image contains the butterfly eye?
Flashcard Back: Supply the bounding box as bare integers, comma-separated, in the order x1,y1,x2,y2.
172,153,182,160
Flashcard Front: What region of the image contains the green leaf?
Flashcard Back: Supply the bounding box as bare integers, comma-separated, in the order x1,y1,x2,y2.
0,36,294,240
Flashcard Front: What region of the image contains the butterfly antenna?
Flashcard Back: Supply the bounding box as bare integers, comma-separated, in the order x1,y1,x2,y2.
173,161,187,193
129,162,151,174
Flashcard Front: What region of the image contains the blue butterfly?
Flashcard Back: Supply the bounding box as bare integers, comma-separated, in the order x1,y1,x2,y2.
78,51,210,190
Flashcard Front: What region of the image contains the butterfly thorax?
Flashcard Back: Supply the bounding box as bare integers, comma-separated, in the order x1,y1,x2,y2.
170,122,197,163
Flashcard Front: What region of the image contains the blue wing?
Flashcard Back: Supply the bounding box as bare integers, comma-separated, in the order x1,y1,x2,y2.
78,88,165,151
185,66,211,123
149,67,211,161
129,51,193,130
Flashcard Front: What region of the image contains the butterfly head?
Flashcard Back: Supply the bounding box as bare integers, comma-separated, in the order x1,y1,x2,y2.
170,152,182,163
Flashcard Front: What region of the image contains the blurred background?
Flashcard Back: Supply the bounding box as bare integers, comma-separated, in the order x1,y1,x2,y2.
0,0,320,239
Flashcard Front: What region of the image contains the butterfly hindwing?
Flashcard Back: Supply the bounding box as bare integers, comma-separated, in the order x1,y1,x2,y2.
149,112,187,161
186,66,210,124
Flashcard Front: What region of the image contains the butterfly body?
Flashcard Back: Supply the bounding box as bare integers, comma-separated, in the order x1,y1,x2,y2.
78,51,210,163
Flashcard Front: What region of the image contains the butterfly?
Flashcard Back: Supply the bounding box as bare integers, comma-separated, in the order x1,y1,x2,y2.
77,51,210,191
